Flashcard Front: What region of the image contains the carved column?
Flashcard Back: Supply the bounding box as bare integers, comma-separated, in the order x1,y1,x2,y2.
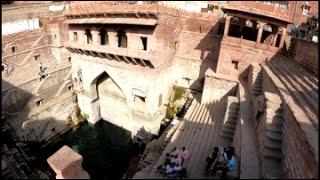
272,27,279,46
279,27,287,48
256,21,266,44
223,15,232,37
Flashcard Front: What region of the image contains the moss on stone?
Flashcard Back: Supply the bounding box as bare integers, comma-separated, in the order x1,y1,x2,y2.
164,85,187,120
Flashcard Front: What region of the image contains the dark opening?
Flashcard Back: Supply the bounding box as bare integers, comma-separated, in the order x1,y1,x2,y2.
275,34,281,47
85,28,92,44
74,32,78,42
68,84,73,91
100,29,108,45
228,17,243,38
242,20,258,41
11,46,16,53
117,30,127,48
141,37,147,50
54,35,57,39
36,100,43,106
68,57,71,62
135,95,146,103
34,55,40,61
261,24,273,44
232,60,239,70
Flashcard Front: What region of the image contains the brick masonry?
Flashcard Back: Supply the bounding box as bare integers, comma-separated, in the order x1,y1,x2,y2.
288,38,318,75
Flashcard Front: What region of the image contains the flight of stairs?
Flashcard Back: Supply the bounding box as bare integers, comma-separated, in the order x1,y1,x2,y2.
218,96,239,146
266,55,318,127
137,92,226,179
252,65,263,97
261,93,284,179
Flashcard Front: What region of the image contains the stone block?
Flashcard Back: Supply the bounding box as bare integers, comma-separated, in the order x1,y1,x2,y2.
47,145,90,179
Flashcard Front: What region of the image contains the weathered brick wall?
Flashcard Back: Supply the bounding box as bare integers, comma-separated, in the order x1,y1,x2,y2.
216,42,276,79
201,75,238,103
281,103,318,179
173,14,222,90
289,38,318,75
2,32,50,57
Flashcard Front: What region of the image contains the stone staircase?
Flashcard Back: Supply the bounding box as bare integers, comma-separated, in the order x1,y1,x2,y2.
16,34,48,66
266,55,318,128
261,92,284,179
218,96,239,146
3,54,58,85
134,93,232,179
252,65,263,97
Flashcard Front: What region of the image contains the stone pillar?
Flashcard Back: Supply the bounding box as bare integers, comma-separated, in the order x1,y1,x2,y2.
256,21,266,44
271,27,279,47
91,28,100,45
47,145,90,179
68,31,73,43
223,15,232,37
279,27,287,48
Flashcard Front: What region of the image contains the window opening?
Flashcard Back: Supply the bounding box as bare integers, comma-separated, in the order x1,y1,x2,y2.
141,37,147,50
11,46,16,53
85,28,92,44
74,32,78,42
232,60,239,70
117,30,127,48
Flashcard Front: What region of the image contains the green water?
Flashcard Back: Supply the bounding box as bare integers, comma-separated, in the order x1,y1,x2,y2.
44,120,139,179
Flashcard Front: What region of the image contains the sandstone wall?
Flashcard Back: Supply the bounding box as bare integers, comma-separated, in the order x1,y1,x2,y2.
216,42,276,79
281,103,318,179
260,69,318,179
289,38,318,75
201,75,238,103
173,14,221,90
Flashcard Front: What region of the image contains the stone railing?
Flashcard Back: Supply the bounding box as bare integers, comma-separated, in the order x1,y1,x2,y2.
65,3,218,20
226,1,290,22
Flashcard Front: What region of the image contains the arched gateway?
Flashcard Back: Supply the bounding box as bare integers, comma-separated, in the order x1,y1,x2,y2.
90,71,129,127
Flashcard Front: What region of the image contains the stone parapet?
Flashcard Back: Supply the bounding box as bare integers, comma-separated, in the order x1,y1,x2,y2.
47,145,90,179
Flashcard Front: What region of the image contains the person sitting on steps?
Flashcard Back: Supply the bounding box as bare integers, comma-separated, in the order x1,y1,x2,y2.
205,146,219,174
212,147,236,178
178,147,191,165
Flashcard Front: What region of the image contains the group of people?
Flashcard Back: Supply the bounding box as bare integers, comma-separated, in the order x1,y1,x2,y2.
157,146,191,178
205,146,236,178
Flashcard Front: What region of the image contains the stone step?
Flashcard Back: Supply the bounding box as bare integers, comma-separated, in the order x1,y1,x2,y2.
266,124,282,133
277,55,318,88
224,122,236,130
221,131,234,139
253,92,262,96
252,85,262,90
266,131,282,142
267,60,318,119
262,158,281,178
225,118,237,125
263,147,282,160
270,59,318,113
264,138,282,150
222,127,235,135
